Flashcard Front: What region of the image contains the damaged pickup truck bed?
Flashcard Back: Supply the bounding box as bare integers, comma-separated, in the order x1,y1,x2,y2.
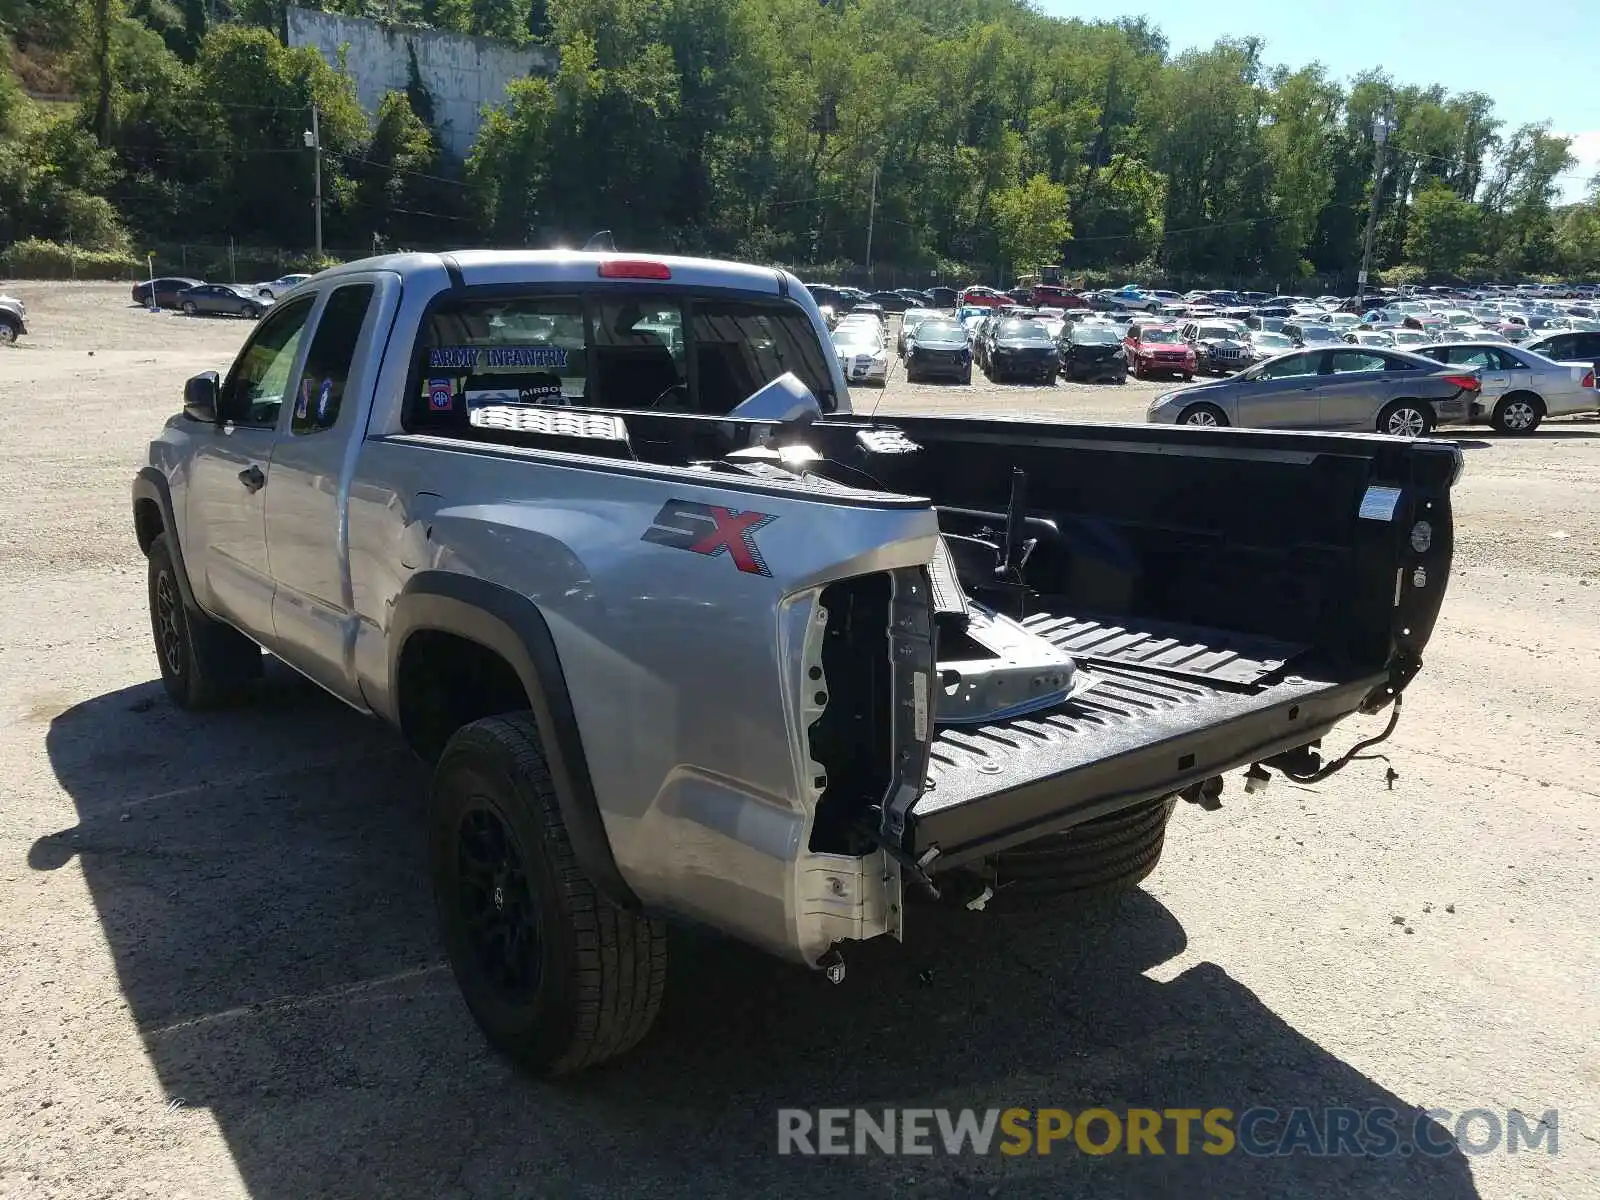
132,250,1459,1076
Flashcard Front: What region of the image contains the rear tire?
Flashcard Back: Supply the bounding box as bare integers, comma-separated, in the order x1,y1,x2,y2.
1178,402,1228,427
431,713,667,1077
1377,399,1434,437
242,303,260,320
986,796,1178,908
146,533,262,709
0,318,18,345
1491,392,1544,435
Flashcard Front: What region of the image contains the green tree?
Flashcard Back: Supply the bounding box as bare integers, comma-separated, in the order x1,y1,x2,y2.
1404,182,1482,274
991,173,1070,273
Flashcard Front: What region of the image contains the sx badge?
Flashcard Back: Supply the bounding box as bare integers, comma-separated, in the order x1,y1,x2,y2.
641,500,777,576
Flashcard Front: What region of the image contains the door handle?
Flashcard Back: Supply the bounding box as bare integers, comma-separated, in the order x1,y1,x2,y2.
238,465,266,493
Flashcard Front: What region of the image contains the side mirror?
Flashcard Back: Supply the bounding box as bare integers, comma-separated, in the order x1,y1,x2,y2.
184,371,220,423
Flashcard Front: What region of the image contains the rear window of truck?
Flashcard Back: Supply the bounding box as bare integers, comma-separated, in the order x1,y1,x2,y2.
408,292,836,431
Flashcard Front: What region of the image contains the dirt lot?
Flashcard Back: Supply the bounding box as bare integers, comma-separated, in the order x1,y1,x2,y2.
0,282,1596,1199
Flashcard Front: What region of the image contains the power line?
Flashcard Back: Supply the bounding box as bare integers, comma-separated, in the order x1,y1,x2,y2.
328,149,477,190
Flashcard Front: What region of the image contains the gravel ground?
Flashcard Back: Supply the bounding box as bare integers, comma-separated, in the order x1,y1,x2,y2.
0,282,1597,1199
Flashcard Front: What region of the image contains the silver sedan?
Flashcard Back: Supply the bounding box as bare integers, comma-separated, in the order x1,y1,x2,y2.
1145,346,1481,435
1411,341,1598,434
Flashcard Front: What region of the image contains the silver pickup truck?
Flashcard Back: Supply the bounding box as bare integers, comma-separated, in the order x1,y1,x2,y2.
133,250,1461,1076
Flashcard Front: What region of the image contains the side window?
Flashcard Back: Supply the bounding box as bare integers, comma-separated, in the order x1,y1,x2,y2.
1542,334,1576,359
1256,352,1317,380
1489,349,1523,371
1327,350,1388,374
1444,346,1496,370
412,295,588,429
1570,333,1600,357
220,296,316,427
290,284,375,435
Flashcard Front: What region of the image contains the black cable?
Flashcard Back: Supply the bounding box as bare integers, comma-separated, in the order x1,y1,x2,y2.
1281,694,1404,783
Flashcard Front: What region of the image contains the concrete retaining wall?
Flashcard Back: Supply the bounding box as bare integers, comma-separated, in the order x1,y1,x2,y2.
286,7,556,160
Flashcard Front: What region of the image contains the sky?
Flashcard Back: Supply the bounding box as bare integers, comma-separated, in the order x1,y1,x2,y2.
1041,0,1600,202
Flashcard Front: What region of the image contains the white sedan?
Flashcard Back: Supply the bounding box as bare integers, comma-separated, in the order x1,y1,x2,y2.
833,325,889,386
253,273,312,300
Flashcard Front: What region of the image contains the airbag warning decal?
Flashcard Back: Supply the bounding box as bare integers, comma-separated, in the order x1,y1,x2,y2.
642,500,776,577
427,345,569,370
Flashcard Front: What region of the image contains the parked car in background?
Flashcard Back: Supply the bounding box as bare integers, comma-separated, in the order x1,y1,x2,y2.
1060,321,1128,383
177,283,265,319
848,301,887,323
254,273,312,300
864,290,912,313
1284,322,1343,348
1182,319,1253,374
902,317,973,383
926,286,959,308
896,309,942,355
1146,346,1480,435
1413,341,1598,434
1124,324,1195,380
832,321,889,386
804,283,848,313
1029,284,1088,309
1246,330,1295,357
132,276,203,309
1346,329,1396,348
1523,329,1600,375
1388,328,1433,350
959,286,1006,308
894,288,933,307
0,293,25,345
1246,313,1287,333
981,316,1061,383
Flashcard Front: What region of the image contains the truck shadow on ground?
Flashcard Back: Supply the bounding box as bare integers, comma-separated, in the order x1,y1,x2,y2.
37,671,1481,1200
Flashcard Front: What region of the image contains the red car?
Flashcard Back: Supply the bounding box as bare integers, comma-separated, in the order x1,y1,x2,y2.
1029,284,1089,309
959,286,1007,308
1124,324,1196,380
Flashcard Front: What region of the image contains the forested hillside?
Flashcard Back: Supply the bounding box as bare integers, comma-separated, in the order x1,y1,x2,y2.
4,0,1599,284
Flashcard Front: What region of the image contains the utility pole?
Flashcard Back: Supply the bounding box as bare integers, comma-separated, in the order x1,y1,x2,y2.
864,166,878,283
305,105,324,260
1356,104,1395,311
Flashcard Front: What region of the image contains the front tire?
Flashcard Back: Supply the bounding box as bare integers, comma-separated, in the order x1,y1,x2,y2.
1377,400,1434,437
1178,402,1228,427
146,533,262,709
242,303,260,320
0,318,18,345
1491,393,1544,435
431,713,667,1076
960,367,972,385
182,301,198,316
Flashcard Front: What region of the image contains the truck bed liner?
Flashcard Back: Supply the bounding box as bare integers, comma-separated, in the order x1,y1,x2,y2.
911,611,1381,868
1020,610,1306,687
